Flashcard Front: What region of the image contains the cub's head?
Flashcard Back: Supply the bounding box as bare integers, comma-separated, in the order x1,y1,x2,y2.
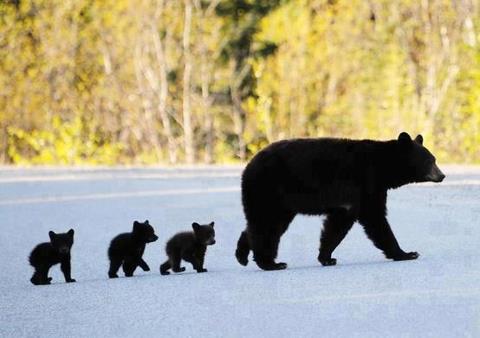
132,220,158,243
49,229,74,255
397,132,445,184
192,222,216,246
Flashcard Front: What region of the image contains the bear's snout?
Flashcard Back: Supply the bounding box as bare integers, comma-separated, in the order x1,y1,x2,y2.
58,246,70,254
425,163,445,183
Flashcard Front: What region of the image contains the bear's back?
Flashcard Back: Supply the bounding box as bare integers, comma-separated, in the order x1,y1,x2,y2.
243,137,379,184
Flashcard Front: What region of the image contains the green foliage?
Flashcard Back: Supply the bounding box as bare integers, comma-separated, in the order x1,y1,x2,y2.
8,116,122,165
0,0,479,164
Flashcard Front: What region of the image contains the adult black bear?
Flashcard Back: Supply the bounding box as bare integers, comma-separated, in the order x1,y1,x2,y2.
235,132,445,271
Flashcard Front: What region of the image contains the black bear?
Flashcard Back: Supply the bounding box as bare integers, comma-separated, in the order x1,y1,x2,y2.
108,220,158,278
235,132,445,271
160,222,215,275
29,229,76,285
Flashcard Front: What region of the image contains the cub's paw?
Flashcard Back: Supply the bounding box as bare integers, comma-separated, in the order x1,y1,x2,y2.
143,266,150,272
393,251,420,261
319,257,337,266
66,278,76,283
160,270,170,275
197,268,208,273
108,273,119,279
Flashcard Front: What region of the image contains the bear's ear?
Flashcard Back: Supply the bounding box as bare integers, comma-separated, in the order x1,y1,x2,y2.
145,220,149,225
67,229,74,237
398,132,412,146
414,134,423,145
133,221,140,231
192,222,200,231
209,221,215,228
48,231,56,241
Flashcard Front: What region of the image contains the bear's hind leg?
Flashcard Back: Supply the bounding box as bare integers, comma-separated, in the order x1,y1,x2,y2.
122,257,137,277
108,257,122,278
250,213,294,271
160,260,171,275
235,230,250,266
31,265,51,285
318,211,355,266
170,250,185,273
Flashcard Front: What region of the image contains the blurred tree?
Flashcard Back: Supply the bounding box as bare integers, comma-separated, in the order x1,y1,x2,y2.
0,0,478,164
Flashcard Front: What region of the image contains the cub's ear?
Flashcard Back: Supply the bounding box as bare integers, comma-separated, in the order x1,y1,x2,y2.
192,222,200,231
414,134,423,145
209,221,215,227
67,229,75,237
133,221,140,231
398,132,412,146
48,231,56,241
145,220,149,225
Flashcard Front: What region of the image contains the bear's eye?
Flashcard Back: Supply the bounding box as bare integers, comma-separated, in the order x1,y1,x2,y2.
424,159,433,167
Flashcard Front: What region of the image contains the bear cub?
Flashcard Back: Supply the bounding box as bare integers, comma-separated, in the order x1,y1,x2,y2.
29,229,76,285
108,220,158,278
160,222,215,275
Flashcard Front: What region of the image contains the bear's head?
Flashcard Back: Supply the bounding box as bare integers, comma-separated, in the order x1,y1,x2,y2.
396,132,445,184
49,229,74,255
192,222,216,246
132,220,158,243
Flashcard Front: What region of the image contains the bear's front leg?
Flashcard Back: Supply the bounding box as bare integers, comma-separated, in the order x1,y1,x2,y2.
192,255,207,273
60,257,76,283
138,258,150,272
359,201,419,261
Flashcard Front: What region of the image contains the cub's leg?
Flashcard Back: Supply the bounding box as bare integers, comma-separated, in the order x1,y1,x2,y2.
138,258,150,272
31,264,52,285
192,254,207,273
108,257,123,278
122,257,138,277
160,260,171,275
60,258,76,283
170,250,185,273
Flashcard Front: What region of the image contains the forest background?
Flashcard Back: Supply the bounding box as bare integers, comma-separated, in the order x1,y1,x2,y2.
1,0,479,165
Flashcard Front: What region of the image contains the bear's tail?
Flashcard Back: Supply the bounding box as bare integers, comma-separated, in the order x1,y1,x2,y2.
235,230,250,266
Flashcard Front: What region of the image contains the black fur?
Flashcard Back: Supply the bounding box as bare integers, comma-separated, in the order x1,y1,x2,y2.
160,222,215,275
108,220,158,278
29,229,76,285
235,132,445,271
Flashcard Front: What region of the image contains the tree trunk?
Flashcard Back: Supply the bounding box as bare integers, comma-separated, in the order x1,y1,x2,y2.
201,58,214,164
182,0,194,164
151,17,177,164
232,90,246,162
